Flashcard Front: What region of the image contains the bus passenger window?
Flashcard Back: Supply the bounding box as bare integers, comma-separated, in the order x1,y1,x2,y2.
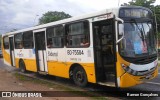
47,39,52,48
14,33,23,49
46,25,64,48
3,36,9,49
66,21,90,47
23,31,33,49
80,38,89,47
19,42,23,48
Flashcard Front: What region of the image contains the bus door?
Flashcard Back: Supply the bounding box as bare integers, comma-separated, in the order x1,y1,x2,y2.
9,36,15,66
93,18,117,87
34,29,48,73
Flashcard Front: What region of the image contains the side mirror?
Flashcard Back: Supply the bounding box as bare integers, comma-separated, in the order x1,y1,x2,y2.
119,24,124,36
116,18,124,44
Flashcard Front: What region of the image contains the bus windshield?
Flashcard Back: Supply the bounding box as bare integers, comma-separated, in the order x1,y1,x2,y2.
119,21,157,58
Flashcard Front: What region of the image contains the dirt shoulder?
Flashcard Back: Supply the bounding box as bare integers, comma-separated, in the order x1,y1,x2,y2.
0,68,93,100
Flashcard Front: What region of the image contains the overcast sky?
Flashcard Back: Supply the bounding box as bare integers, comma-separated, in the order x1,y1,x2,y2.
0,0,160,34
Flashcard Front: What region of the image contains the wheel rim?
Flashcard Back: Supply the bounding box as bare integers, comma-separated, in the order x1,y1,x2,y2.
73,67,87,87
75,70,84,83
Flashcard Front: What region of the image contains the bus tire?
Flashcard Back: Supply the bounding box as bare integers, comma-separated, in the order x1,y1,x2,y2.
73,66,87,87
19,60,26,73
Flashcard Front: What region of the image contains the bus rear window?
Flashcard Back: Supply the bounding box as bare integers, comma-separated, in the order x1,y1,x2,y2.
3,36,9,49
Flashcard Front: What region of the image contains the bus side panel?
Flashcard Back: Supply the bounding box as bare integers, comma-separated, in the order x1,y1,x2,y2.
47,61,70,78
2,48,11,66
14,49,37,72
81,63,96,83
47,61,96,83
24,59,37,72
66,48,96,83
47,47,96,83
47,48,69,78
116,53,129,78
15,57,38,72
15,58,20,68
1,36,11,65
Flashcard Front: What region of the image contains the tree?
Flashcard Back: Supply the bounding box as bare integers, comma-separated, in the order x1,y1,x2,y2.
155,5,160,33
39,11,72,24
127,0,155,9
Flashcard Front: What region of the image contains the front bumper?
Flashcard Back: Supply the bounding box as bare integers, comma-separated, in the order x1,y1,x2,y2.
119,66,158,88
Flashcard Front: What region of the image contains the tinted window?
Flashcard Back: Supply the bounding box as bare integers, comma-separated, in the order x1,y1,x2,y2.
3,36,9,49
47,25,64,48
14,33,23,49
66,21,90,47
23,31,33,49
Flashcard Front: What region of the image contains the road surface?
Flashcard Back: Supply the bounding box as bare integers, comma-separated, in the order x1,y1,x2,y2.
0,58,92,100
0,58,160,99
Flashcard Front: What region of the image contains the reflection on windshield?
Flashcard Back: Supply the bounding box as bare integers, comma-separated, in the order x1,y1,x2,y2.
119,22,156,57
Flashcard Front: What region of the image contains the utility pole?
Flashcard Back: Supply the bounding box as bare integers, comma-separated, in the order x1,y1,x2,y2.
118,0,120,6
33,15,39,26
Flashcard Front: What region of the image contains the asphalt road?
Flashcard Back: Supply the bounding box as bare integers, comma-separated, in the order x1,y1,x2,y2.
0,58,160,99
0,58,15,71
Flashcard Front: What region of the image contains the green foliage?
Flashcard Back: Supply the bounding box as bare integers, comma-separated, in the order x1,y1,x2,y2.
39,11,72,24
128,0,155,9
155,5,160,33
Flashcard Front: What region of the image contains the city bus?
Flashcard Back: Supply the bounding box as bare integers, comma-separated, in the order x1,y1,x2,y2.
2,6,158,88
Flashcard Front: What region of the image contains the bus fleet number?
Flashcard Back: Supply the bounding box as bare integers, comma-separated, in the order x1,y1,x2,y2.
67,50,84,55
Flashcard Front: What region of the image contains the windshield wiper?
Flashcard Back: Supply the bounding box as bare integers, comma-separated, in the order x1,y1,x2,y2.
141,23,146,46
131,19,145,43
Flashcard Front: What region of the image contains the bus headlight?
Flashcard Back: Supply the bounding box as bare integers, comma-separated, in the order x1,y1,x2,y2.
121,63,157,76
122,64,137,75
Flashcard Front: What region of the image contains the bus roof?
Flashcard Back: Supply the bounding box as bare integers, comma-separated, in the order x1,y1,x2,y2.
3,6,151,36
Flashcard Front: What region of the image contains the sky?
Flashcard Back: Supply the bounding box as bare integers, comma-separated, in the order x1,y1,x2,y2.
0,0,160,34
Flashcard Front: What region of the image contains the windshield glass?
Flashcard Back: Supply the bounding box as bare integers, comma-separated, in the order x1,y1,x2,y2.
119,22,157,58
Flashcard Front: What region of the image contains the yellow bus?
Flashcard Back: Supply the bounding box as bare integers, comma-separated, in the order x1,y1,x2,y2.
2,6,158,88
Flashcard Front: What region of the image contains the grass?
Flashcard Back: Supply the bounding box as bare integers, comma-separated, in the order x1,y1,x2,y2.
14,72,107,100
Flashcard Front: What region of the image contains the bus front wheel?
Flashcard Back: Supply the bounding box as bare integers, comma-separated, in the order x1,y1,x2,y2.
19,60,26,73
73,66,87,87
